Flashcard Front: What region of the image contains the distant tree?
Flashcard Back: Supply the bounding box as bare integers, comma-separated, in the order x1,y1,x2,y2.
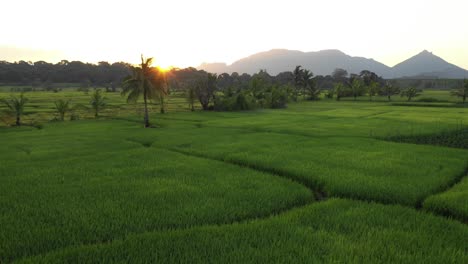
349,78,364,101
186,87,196,111
367,81,380,101
90,89,107,118
270,86,288,108
451,79,468,103
333,83,346,101
195,73,217,110
301,69,315,99
381,81,400,101
54,99,71,121
332,68,348,83
306,78,320,100
292,66,303,101
360,70,383,85
217,73,233,90
275,71,294,86
159,93,167,114
122,56,167,127
0,93,28,126
401,87,421,101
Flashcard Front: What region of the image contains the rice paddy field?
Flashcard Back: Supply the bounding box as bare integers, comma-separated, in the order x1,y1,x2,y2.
1,89,467,263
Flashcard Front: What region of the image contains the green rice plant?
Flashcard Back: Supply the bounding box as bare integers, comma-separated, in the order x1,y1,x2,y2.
424,176,468,222
18,199,468,264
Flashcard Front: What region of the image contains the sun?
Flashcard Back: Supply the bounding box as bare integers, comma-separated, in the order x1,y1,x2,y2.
156,65,173,72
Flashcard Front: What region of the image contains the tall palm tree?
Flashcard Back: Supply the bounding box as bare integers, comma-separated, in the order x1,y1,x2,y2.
122,55,167,127
1,93,28,126
292,65,303,101
301,69,314,99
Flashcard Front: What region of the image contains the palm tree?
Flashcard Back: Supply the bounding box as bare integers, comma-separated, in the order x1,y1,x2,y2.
451,79,468,103
122,55,167,127
54,99,71,121
90,89,107,118
1,93,28,126
292,66,303,101
301,69,314,100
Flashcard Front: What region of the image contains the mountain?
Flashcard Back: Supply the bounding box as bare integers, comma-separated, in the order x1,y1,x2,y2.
198,49,468,79
199,49,393,78
392,50,468,78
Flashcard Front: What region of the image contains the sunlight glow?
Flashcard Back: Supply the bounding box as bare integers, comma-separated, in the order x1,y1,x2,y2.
0,0,467,68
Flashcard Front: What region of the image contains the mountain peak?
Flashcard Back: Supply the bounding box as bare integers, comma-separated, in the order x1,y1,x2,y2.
418,50,433,56
393,50,467,78
317,49,346,56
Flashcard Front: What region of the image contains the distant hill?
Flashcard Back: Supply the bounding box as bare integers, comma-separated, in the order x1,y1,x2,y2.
392,50,468,79
198,49,468,79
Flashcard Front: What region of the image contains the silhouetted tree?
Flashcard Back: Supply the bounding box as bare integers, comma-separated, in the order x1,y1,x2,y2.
121,56,167,127
195,73,217,110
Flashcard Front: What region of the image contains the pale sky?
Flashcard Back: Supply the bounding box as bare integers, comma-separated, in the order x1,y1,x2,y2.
1,0,467,69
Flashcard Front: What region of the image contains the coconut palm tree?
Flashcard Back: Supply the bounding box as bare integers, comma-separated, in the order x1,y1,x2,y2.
90,89,107,118
1,93,28,126
122,55,167,127
54,99,71,121
301,69,314,100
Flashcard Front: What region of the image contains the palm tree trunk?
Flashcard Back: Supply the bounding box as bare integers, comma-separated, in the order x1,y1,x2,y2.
143,91,150,128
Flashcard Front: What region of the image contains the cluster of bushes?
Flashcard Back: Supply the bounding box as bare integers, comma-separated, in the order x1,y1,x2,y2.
213,86,289,111
186,71,294,112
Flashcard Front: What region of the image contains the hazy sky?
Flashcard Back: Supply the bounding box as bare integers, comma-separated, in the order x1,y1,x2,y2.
1,0,467,69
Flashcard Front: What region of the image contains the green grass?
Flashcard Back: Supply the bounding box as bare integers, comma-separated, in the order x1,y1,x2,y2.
19,199,468,264
151,128,466,206
424,176,468,222
1,90,467,262
0,121,313,262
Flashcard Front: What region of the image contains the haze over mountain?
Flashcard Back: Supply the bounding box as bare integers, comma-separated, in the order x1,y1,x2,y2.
198,49,468,79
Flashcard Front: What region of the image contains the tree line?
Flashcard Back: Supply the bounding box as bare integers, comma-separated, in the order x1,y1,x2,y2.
0,60,130,90
1,58,468,128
